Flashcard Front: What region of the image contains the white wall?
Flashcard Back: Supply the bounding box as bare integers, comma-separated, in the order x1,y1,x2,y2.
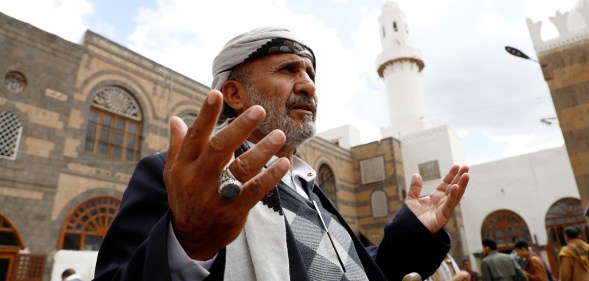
401,125,465,195
461,146,579,255
51,250,98,281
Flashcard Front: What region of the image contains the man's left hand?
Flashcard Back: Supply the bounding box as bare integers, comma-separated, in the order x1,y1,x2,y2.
405,165,469,233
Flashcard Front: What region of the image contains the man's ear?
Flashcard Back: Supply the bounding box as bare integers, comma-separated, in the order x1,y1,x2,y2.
221,80,246,114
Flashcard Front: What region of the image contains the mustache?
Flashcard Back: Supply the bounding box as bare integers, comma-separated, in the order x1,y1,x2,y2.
286,95,317,113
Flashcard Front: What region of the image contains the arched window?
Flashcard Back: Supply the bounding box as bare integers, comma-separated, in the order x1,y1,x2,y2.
85,86,142,161
544,197,588,275
0,111,23,160
0,213,25,281
316,164,337,204
481,210,531,251
0,213,24,249
393,21,398,32
371,190,388,218
58,196,121,251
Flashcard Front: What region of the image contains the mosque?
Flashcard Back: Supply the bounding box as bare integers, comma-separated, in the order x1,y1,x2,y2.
0,0,588,280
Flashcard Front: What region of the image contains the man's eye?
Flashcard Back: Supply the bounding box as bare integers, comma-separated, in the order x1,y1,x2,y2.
282,66,297,73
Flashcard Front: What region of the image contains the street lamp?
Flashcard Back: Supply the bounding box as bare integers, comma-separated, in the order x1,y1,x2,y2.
505,46,555,125
540,117,559,126
504,46,539,63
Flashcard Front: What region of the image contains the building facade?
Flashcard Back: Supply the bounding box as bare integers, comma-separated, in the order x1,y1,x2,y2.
0,11,412,281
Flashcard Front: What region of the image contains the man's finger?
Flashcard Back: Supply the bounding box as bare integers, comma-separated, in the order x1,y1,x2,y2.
229,129,286,182
238,157,290,208
455,173,470,201
406,174,423,200
166,116,188,166
175,90,223,163
202,105,267,173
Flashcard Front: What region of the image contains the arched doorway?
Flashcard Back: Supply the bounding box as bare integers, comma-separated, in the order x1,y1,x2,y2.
0,213,24,281
480,210,532,252
544,197,588,276
58,196,121,251
316,164,337,205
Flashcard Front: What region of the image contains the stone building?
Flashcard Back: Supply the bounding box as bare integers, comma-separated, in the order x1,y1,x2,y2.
527,0,589,220
0,11,416,281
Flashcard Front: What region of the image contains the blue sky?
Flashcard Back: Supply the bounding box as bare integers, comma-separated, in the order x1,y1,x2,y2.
1,0,582,165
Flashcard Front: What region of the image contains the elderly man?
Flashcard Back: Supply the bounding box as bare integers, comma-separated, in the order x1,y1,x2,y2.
94,26,470,281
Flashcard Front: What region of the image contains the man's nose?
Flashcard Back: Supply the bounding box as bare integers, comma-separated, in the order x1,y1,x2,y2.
294,72,315,98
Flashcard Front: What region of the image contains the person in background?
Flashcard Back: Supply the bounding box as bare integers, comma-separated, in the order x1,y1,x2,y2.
462,258,479,281
480,239,528,281
513,241,548,281
558,226,589,281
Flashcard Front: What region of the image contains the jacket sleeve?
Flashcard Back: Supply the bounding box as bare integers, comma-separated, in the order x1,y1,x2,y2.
525,257,547,281
93,153,173,281
375,204,451,281
513,259,529,281
481,261,492,281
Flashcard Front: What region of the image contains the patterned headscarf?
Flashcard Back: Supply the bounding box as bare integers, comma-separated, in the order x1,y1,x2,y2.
211,26,316,91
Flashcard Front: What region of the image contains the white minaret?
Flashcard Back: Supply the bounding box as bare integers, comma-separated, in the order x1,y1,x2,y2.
376,0,427,138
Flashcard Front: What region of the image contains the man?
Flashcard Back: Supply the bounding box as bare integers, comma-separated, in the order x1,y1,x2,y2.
480,239,528,281
463,259,479,281
513,241,548,281
558,226,589,281
94,26,470,281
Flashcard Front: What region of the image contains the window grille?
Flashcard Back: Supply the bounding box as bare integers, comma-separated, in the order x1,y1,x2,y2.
371,190,388,218
481,210,532,251
0,111,23,160
59,196,121,251
360,156,385,184
418,160,441,181
85,86,142,161
11,254,46,281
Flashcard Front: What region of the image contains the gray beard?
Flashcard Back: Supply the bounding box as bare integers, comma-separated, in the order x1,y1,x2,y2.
246,88,316,149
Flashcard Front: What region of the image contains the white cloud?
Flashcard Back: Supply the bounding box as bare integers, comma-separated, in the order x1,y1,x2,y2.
1,0,578,164
0,0,92,43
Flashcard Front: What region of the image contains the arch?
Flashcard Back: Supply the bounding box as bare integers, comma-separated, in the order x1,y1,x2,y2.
85,86,143,161
371,190,388,218
0,111,23,160
544,197,588,275
57,196,121,251
480,209,531,251
77,70,153,122
0,212,24,249
0,213,25,281
316,163,337,204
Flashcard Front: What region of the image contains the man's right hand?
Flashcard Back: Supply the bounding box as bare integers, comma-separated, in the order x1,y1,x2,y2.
163,90,290,260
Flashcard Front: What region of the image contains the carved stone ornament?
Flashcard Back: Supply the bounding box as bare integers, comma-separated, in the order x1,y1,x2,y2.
4,71,27,93
92,86,142,120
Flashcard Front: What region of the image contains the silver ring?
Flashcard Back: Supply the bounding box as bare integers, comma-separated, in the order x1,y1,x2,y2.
218,167,243,200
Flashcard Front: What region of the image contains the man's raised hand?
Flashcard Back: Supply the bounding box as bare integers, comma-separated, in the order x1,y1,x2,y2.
164,90,290,260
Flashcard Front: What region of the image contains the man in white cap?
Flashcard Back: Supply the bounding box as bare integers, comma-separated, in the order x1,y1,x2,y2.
94,26,470,281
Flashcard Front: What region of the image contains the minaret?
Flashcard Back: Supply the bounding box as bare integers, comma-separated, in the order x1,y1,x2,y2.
376,0,427,138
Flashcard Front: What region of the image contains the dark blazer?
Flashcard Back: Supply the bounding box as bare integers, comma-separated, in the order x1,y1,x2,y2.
94,153,451,281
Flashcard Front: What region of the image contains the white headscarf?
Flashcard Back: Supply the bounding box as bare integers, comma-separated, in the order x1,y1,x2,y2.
211,26,316,91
